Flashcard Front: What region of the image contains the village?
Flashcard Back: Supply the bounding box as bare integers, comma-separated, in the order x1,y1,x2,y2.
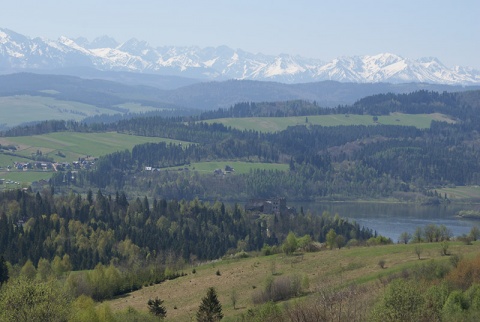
8,158,96,172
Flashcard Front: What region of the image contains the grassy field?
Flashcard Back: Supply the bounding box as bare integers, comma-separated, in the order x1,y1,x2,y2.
203,113,454,132
0,132,191,185
167,161,289,174
0,95,163,128
105,241,480,321
0,171,52,188
435,186,480,201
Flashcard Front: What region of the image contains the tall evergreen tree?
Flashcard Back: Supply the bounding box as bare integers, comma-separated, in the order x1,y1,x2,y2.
196,287,223,322
0,256,8,285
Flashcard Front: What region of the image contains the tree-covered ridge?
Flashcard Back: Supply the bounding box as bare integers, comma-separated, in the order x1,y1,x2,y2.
0,189,372,271
3,89,480,202
197,100,327,119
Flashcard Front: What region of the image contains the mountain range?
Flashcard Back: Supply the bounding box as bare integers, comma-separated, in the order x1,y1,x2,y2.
1,28,479,85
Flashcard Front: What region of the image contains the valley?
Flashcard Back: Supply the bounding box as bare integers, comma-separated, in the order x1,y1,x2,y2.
1,74,480,321
1,2,479,321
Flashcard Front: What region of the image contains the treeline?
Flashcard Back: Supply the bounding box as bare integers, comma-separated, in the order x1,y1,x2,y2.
195,90,478,120
197,100,330,119
0,120,89,137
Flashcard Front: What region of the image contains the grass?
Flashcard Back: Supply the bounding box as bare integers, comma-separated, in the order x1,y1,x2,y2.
203,113,453,133
167,161,289,174
0,95,164,127
435,186,480,201
1,132,190,163
0,95,112,127
0,171,53,185
105,241,480,321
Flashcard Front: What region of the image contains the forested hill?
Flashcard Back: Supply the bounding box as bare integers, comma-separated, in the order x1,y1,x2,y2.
15,89,470,203
352,90,480,116
196,90,480,120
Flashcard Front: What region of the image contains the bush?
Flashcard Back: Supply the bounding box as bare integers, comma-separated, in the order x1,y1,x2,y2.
370,279,424,321
378,259,386,269
242,302,284,322
252,275,302,304
442,290,468,318
285,284,372,322
447,255,480,290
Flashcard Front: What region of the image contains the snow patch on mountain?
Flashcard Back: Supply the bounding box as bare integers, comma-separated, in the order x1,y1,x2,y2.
0,28,479,85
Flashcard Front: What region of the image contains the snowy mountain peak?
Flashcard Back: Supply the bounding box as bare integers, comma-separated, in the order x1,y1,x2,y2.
0,28,479,85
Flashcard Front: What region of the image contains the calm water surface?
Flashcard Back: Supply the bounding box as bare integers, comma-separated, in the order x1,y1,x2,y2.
295,202,479,242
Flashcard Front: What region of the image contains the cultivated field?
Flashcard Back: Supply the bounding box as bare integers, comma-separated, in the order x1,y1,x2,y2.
0,132,191,185
203,113,454,132
166,161,289,174
105,241,480,321
0,95,162,128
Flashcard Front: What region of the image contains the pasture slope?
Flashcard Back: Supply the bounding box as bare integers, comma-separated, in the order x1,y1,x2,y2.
106,241,480,321
203,113,454,132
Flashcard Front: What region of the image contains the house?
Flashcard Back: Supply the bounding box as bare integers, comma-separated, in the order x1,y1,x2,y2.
245,197,290,215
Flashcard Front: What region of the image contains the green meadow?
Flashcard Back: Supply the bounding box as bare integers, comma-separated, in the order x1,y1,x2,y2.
203,113,453,132
435,186,480,201
165,161,289,174
0,95,162,127
105,241,480,321
1,132,190,162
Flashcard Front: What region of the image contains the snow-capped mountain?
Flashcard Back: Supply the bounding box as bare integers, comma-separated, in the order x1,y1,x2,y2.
1,28,479,85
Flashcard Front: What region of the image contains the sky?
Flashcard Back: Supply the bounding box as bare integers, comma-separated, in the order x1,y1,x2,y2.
1,0,479,68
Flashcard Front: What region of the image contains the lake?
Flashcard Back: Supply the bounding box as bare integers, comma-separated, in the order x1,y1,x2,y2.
295,202,479,242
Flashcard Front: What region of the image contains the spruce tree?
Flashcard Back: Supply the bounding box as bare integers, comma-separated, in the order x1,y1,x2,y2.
147,297,167,318
196,287,223,321
0,256,8,285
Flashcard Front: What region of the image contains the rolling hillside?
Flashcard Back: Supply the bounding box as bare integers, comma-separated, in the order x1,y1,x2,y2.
105,241,480,321
203,113,454,132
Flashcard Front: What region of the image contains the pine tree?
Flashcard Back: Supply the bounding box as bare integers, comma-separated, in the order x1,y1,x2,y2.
147,297,167,318
196,287,223,321
0,256,9,285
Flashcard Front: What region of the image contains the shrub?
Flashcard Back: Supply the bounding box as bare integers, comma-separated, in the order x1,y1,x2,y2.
252,275,302,304
378,259,386,269
447,255,480,290
442,290,468,318
370,279,424,322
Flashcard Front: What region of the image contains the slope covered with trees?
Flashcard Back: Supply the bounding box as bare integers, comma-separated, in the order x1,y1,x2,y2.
30,90,478,203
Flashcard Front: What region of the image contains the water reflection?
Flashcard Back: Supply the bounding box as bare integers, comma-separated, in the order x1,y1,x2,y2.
295,202,478,242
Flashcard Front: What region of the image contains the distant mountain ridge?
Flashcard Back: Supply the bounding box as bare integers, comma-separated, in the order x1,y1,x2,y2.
1,28,479,85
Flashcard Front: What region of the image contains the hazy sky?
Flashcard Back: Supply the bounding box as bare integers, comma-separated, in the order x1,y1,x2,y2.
2,0,479,68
